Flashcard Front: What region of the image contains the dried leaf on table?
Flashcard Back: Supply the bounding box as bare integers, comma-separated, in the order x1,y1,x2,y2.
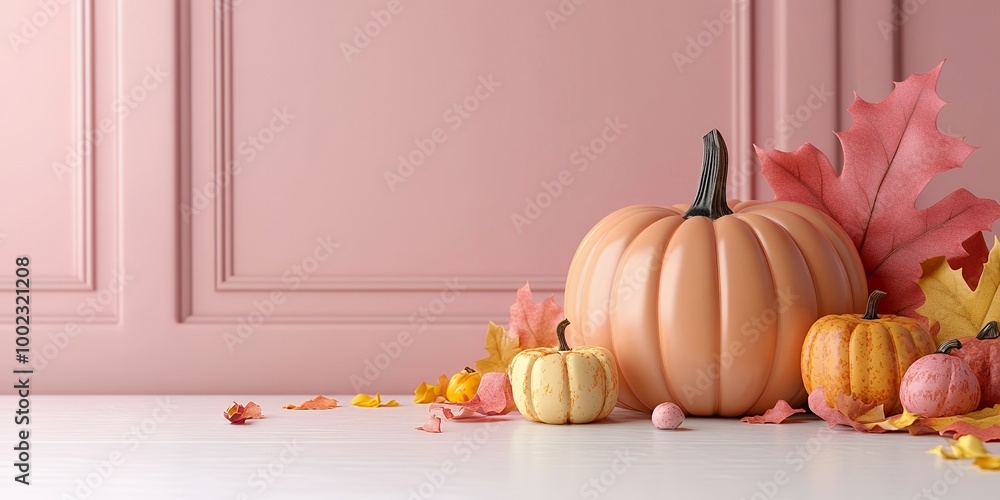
475,322,522,373
973,456,1000,470
917,404,1000,430
807,388,886,432
351,392,398,408
741,400,805,424
929,435,991,459
757,61,1000,316
282,395,339,410
415,414,442,434
431,372,517,420
918,236,1000,343
940,422,1000,442
928,435,1000,471
508,282,564,349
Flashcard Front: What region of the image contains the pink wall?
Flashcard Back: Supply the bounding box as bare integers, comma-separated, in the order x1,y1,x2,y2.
2,0,998,394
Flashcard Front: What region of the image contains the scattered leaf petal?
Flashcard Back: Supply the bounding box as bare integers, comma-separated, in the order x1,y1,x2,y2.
940,422,1000,442
808,388,886,432
741,400,805,424
242,402,263,419
351,392,398,408
416,414,442,433
282,395,339,410
973,456,1000,470
929,435,991,459
352,393,382,407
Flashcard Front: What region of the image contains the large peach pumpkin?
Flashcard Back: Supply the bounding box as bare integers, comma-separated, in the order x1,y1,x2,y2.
563,130,868,416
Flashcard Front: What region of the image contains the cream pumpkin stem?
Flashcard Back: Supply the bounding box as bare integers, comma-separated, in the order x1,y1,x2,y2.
683,129,734,220
937,338,962,354
557,319,571,351
977,321,1000,340
861,290,887,320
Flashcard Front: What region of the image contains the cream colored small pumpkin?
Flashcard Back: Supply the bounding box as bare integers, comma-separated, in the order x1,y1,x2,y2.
508,319,618,424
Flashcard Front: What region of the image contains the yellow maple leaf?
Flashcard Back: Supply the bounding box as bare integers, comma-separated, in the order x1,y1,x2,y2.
917,236,1000,343
474,321,522,373
918,404,1000,431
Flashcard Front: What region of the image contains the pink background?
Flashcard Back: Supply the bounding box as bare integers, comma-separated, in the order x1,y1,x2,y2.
2,0,998,394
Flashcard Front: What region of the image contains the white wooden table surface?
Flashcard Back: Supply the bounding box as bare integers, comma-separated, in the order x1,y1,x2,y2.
1,395,998,499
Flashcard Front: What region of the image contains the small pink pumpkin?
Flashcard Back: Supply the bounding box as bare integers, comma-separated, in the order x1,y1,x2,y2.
899,339,981,418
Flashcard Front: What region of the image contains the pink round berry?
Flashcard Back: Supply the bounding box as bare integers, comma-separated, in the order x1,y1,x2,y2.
652,402,685,429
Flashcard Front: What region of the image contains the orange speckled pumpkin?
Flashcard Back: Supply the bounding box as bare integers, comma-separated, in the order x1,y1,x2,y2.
564,130,868,416
801,290,936,415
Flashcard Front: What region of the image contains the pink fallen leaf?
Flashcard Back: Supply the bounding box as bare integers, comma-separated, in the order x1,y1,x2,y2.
416,414,442,433
508,282,563,349
908,425,939,436
808,388,883,433
429,404,478,420
833,390,884,423
757,62,1000,316
741,400,805,424
940,422,1000,442
242,401,263,419
430,372,517,419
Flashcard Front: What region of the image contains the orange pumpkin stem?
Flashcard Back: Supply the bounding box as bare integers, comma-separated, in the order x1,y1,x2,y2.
862,290,887,320
936,339,962,354
557,319,571,351
683,129,733,220
977,321,1000,340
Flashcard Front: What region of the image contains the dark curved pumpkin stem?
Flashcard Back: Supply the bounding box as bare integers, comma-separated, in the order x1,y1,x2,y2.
977,321,1000,340
463,367,475,374
683,129,733,220
557,319,571,351
937,339,962,354
862,290,887,320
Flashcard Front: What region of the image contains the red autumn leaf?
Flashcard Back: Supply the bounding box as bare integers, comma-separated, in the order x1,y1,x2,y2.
508,282,564,349
741,400,805,424
757,62,1000,316
416,414,443,433
940,422,1000,442
430,372,517,419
